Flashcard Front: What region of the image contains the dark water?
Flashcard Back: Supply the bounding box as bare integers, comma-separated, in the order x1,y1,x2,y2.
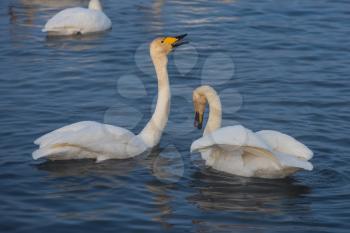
1,0,350,232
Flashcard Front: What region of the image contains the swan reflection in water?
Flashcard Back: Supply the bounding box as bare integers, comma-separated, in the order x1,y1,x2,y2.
44,32,107,51
34,148,312,227
34,146,158,179
144,180,175,230
35,155,142,199
36,156,139,178
34,146,182,227
188,166,311,214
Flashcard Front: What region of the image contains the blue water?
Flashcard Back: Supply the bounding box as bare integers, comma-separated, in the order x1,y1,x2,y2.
1,0,350,232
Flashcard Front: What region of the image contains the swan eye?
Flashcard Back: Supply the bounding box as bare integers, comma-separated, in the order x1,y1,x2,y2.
161,40,164,43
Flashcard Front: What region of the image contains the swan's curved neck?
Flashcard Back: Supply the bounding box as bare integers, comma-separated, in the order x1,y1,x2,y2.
203,89,222,135
89,0,103,10
138,54,170,147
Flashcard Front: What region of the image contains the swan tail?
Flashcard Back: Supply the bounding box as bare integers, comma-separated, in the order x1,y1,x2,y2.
243,146,313,171
256,130,313,160
32,144,97,161
32,148,50,160
274,151,313,171
32,145,76,160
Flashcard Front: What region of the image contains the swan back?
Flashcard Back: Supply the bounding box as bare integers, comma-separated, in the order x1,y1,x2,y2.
191,125,270,153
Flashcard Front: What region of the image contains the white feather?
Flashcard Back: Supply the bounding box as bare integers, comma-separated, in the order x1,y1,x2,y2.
32,36,181,161
191,86,314,179
191,125,270,153
43,7,111,35
256,130,313,160
33,121,147,161
191,125,313,178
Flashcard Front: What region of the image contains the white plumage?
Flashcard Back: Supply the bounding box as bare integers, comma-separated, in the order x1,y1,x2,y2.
191,86,313,179
33,121,147,162
255,130,313,161
42,0,111,36
33,34,188,162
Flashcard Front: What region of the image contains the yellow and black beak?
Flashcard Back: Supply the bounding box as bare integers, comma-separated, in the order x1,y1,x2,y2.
163,34,188,48
194,111,204,129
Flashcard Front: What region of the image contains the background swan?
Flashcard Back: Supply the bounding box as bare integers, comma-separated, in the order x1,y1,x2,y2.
32,34,188,162
191,85,313,179
42,0,111,36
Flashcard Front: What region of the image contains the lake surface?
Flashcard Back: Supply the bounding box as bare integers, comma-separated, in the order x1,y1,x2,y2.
0,0,349,232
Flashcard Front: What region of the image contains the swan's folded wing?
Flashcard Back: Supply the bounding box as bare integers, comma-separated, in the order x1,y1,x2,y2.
34,121,97,147
191,125,271,153
256,130,313,160
33,121,147,160
273,151,313,171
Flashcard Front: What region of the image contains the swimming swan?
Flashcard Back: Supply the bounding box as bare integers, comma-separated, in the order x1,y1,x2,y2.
191,85,313,179
42,0,111,36
32,34,188,162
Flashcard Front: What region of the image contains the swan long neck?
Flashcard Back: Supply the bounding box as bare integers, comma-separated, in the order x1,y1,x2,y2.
89,0,103,10
203,88,222,135
138,54,170,147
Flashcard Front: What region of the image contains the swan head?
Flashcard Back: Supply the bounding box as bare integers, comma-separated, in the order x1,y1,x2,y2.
193,85,220,130
150,34,188,58
89,0,103,10
193,90,207,130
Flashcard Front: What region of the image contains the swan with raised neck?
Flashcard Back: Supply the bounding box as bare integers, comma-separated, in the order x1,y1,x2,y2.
137,34,188,147
32,34,188,161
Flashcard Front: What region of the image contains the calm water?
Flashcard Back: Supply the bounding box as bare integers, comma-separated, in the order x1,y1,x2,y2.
1,0,350,232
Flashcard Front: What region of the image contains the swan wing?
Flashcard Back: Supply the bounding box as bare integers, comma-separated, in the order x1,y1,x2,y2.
273,151,313,171
256,130,313,160
242,146,313,171
34,121,98,146
191,125,270,153
43,8,111,34
191,125,312,171
33,121,147,161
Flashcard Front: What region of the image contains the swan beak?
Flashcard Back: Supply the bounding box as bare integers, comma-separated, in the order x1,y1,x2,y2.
194,111,204,129
163,34,188,48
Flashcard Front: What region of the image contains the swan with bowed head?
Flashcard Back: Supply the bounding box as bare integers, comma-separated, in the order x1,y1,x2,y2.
191,85,313,179
32,34,188,162
42,0,112,36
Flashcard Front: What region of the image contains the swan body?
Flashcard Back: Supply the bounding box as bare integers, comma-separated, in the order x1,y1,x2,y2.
33,121,147,162
33,34,188,161
42,0,111,36
191,85,313,179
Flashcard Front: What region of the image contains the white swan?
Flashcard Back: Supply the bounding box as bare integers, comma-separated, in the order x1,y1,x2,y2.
42,0,111,36
191,85,313,179
32,34,188,162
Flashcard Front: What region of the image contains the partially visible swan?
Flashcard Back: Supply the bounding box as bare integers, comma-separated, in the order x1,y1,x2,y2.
32,34,188,162
191,85,313,179
42,0,111,36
